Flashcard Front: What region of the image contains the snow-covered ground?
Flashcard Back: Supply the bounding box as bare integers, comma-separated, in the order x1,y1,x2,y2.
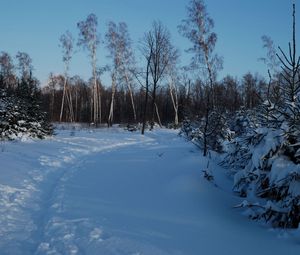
0,127,299,254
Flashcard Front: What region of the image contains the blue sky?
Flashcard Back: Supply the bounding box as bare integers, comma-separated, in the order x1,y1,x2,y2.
0,0,298,85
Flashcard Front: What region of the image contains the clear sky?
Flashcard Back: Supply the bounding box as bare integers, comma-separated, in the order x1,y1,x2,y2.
0,0,298,85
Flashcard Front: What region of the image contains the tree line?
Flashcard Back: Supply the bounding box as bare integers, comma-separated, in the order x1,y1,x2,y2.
41,70,267,123
38,6,271,132
0,0,274,134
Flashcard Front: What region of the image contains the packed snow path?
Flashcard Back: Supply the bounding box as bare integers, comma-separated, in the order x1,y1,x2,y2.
0,127,299,254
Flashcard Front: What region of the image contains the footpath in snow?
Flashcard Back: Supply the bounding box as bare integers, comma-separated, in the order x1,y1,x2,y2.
0,127,299,255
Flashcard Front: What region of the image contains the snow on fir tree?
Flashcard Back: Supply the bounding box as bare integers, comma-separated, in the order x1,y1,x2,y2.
221,4,300,228
0,71,52,140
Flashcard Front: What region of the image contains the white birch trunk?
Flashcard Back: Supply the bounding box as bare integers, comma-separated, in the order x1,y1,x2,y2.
108,73,116,126
154,103,162,127
168,76,179,126
124,72,137,122
59,63,68,122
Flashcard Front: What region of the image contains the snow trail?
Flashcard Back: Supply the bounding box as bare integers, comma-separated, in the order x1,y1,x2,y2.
0,128,299,254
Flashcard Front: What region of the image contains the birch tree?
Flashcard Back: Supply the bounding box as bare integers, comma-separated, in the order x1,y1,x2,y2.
179,0,223,156
259,35,281,106
59,30,74,122
106,21,120,126
77,13,101,124
15,52,36,99
16,52,33,80
118,23,137,123
47,73,57,120
106,21,137,125
166,52,180,127
0,52,15,90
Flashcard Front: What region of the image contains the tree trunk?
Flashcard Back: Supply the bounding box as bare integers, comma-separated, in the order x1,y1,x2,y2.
203,109,209,157
75,88,78,122
203,94,210,157
142,57,151,135
51,84,55,120
92,51,100,125
108,73,116,127
154,102,162,127
59,75,67,122
97,82,102,124
125,72,137,122
90,88,93,124
169,77,179,126
150,83,157,130
66,86,74,122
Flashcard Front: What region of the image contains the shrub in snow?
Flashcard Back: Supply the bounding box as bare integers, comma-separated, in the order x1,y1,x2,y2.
180,111,230,154
124,124,139,132
222,13,300,225
0,90,52,140
180,117,198,140
221,72,300,228
228,108,258,137
221,109,258,172
222,110,300,228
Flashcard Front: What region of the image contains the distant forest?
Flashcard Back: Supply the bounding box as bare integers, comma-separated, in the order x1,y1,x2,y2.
1,1,274,130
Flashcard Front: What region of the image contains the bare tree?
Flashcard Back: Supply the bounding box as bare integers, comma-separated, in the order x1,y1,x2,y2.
142,51,152,134
144,21,176,129
118,23,137,123
260,35,281,75
47,73,57,120
136,34,154,134
16,52,33,80
77,13,101,124
241,73,261,109
59,30,74,122
0,52,14,76
15,52,37,100
259,36,282,105
178,0,222,94
69,75,85,122
0,52,15,90
106,21,121,126
166,53,180,126
106,21,137,125
179,0,222,156
221,75,242,112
